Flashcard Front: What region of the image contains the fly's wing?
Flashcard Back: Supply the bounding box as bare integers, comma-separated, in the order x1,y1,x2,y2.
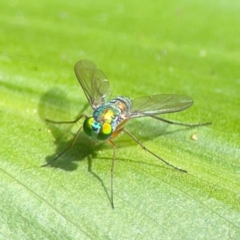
128,94,193,118
74,60,110,109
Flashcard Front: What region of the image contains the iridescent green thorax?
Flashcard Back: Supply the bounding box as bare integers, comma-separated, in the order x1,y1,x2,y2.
93,96,131,131
93,105,119,126
83,97,131,141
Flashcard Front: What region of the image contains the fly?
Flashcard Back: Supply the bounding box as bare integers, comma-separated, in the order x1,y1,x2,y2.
42,60,211,208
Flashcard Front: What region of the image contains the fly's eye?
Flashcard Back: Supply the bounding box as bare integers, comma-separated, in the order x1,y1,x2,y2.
97,122,112,140
83,117,94,137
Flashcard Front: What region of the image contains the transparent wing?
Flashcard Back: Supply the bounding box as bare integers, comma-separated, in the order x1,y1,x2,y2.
74,60,110,109
128,94,193,118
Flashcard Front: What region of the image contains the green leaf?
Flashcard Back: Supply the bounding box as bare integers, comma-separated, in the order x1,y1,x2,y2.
0,0,239,239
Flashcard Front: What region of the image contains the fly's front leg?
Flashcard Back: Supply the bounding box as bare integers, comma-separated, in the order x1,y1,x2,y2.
107,139,117,209
42,114,87,167
42,126,83,167
106,126,125,209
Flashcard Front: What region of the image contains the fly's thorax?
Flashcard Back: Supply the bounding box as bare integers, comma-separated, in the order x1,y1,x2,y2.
83,98,131,141
93,104,119,125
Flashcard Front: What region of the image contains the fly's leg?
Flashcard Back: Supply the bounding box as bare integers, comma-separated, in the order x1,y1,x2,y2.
46,114,87,124
41,126,83,167
123,128,187,173
150,116,212,127
107,139,117,209
42,114,87,167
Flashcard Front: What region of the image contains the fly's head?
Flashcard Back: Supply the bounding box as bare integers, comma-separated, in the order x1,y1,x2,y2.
83,116,113,141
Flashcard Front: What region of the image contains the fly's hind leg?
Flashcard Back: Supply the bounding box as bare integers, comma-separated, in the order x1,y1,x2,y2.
123,128,187,173
150,116,212,128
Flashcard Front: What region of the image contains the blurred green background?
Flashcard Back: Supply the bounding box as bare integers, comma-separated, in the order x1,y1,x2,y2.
0,0,239,239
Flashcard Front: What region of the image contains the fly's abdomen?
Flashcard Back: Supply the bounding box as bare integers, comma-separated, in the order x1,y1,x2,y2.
109,96,131,115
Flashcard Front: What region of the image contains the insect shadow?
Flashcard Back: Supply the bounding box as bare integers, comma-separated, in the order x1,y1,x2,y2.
38,88,115,202
38,88,93,170
37,88,133,204
38,88,171,163
38,88,197,169
38,87,210,208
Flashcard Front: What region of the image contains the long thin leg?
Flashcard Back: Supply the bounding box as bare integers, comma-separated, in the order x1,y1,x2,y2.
107,139,117,209
45,114,86,124
123,128,187,173
41,126,83,167
150,115,212,127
